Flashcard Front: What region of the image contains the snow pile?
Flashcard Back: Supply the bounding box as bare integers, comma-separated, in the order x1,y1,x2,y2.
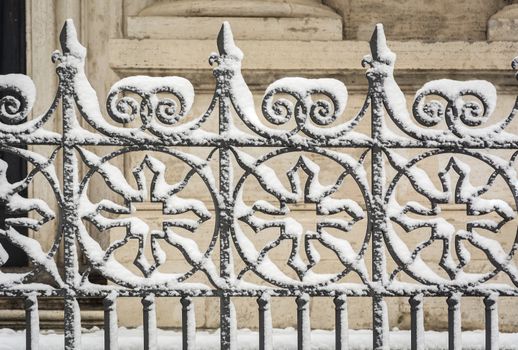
0,327,516,350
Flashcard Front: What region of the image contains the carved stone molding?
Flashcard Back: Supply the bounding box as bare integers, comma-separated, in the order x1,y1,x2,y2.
138,0,339,18
488,2,518,41
128,0,343,40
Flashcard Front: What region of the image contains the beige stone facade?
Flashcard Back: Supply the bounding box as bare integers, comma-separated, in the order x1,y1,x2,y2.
18,0,518,332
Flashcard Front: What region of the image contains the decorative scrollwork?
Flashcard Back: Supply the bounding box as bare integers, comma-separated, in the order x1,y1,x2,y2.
0,74,35,125
3,17,518,301
49,20,211,142
209,22,370,142
362,24,518,144
232,148,371,287
106,76,195,132
0,147,63,288
76,147,220,288
0,74,59,138
412,79,497,136
384,149,518,287
259,78,349,138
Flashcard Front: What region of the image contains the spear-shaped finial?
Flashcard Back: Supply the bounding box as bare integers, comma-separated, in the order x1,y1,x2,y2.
59,19,86,59
369,23,395,64
217,21,243,60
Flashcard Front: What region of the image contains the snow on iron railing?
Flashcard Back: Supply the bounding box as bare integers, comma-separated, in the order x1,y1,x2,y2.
0,18,517,350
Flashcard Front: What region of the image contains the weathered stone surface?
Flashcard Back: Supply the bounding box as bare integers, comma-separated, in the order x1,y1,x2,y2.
110,39,518,72
109,38,518,91
127,16,343,40
138,0,340,18
326,0,506,41
488,4,518,41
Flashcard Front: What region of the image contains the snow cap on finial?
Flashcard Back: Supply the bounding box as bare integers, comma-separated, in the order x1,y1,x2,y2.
369,23,395,64
217,21,243,60
59,19,86,59
512,56,518,80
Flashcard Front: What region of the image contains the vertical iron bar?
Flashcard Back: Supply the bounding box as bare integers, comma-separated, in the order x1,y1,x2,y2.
484,294,499,350
181,296,196,350
447,294,461,350
370,37,389,350
104,292,118,350
219,134,236,350
216,24,237,350
142,294,157,350
409,294,424,350
372,296,389,350
60,23,81,347
296,294,311,350
334,294,348,350
64,295,81,350
62,103,81,349
219,135,236,348
25,294,39,350
257,293,273,350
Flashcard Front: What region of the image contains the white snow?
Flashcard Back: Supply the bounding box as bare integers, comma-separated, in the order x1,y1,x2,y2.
0,74,36,119
415,79,497,123
0,73,60,137
0,327,516,350
263,77,348,129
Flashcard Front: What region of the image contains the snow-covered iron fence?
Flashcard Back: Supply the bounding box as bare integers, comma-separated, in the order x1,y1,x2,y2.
0,19,517,350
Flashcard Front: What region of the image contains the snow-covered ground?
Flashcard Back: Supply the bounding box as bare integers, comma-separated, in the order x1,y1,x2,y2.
0,327,517,350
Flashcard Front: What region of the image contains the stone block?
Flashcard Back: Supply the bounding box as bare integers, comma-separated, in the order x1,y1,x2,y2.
127,16,343,41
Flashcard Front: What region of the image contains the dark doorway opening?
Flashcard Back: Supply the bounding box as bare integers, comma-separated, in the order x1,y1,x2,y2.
0,0,28,267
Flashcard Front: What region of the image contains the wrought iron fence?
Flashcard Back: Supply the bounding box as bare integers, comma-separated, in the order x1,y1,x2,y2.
0,18,517,350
